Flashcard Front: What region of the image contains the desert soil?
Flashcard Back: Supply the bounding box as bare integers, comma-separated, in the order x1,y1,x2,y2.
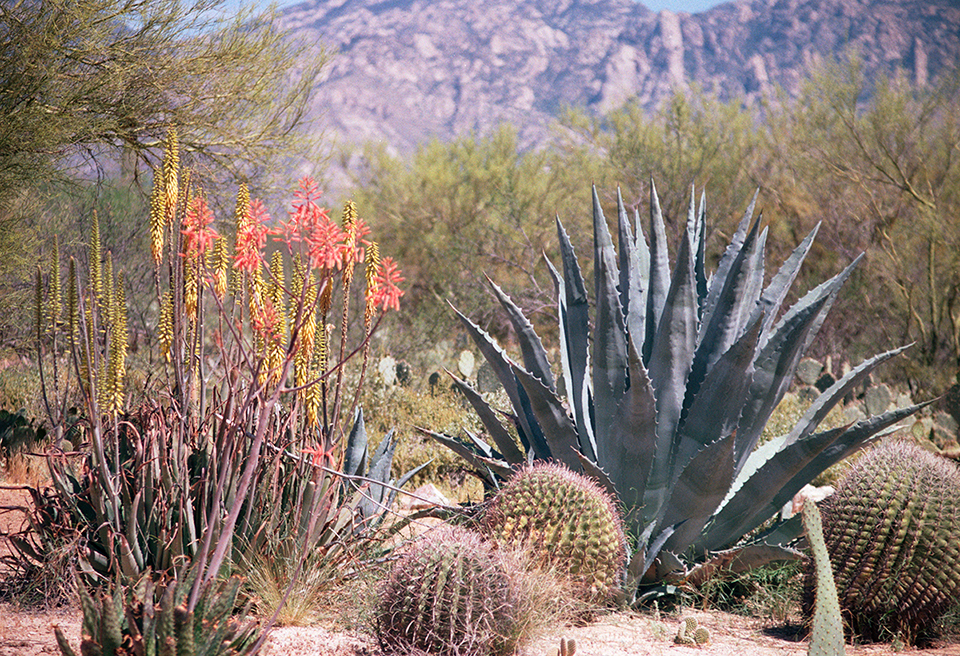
3,485,960,656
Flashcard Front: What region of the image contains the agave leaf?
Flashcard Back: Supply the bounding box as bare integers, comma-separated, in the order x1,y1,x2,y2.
689,214,763,401
575,450,617,498
592,186,629,453
659,431,737,555
418,427,514,483
453,305,551,459
646,206,698,498
550,219,594,460
510,362,583,472
696,426,849,553
685,543,802,587
753,223,821,339
486,276,555,392
700,189,758,330
618,189,647,348
595,335,657,529
446,371,525,464
694,190,708,311
673,316,761,480
644,179,671,363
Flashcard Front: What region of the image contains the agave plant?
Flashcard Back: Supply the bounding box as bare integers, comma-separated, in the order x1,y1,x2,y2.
421,183,924,599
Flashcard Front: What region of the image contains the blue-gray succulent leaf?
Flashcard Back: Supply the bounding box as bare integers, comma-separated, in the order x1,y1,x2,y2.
446,370,525,464
752,222,820,340
701,188,758,330
510,361,583,473
658,431,736,555
592,186,630,448
644,179,671,364
343,407,368,478
618,188,647,353
486,275,556,392
417,427,514,483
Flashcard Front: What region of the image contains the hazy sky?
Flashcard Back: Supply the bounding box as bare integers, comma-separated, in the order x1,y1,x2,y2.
218,0,730,15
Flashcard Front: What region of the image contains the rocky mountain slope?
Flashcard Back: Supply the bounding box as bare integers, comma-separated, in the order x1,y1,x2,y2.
280,0,960,156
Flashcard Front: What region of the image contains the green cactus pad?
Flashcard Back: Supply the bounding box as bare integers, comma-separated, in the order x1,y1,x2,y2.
376,526,522,656
485,463,627,604
805,441,960,642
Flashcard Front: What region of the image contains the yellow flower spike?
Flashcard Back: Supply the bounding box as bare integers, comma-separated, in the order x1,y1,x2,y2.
89,210,102,303
294,271,318,393
47,235,61,335
158,291,173,362
149,166,166,266
212,237,228,301
231,183,251,295
102,253,114,326
364,241,380,329
317,278,333,317
67,257,78,342
341,200,358,288
162,127,180,229
109,272,128,415
304,371,321,427
34,267,42,344
184,256,198,320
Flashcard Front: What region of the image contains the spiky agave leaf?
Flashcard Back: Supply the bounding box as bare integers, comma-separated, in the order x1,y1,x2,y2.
428,183,920,597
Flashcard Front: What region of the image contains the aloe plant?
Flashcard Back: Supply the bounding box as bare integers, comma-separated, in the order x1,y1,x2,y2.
422,183,925,599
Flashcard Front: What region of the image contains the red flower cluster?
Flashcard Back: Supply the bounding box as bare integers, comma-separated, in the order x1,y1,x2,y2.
235,199,271,272
181,196,219,260
370,257,405,312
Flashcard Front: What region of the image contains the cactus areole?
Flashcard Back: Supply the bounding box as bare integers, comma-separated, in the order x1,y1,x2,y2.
423,183,924,600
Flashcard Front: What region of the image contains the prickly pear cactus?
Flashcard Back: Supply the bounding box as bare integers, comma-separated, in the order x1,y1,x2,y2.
376,526,522,656
485,463,627,604
805,440,960,642
803,500,845,656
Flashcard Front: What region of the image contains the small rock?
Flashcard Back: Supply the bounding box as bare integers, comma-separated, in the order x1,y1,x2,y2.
401,483,451,511
477,361,499,394
378,356,397,386
796,358,823,386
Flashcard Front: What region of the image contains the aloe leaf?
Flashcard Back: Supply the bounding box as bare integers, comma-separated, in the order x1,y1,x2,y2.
659,431,736,555
644,179,671,363
510,361,583,472
618,189,646,349
486,276,555,392
596,336,657,530
646,202,698,490
452,305,549,459
446,371,525,464
343,408,368,478
592,186,629,455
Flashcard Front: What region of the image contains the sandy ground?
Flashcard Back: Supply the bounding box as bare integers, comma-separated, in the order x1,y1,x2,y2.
4,483,960,656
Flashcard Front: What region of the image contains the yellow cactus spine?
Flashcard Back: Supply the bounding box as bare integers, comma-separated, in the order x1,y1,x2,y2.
149,166,166,266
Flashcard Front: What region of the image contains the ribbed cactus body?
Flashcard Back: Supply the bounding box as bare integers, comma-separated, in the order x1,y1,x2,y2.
486,463,626,604
806,441,960,642
376,527,521,656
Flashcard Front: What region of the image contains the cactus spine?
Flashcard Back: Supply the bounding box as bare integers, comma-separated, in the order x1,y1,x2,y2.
486,463,626,604
806,440,960,643
376,526,523,656
803,500,845,656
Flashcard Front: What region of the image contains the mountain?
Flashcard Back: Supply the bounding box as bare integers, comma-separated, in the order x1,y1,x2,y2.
279,0,960,158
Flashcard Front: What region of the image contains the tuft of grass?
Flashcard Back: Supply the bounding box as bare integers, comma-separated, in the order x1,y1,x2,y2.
684,560,804,624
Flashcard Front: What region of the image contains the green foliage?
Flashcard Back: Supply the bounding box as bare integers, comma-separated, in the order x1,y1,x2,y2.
426,183,923,603
348,124,600,351
803,500,845,656
54,571,259,656
807,441,960,644
375,526,526,656
486,462,627,605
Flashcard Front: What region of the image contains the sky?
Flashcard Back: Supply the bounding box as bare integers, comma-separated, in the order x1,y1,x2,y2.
218,0,730,15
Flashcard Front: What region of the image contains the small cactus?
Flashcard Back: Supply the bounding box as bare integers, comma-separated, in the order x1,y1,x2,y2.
805,441,960,643
376,526,523,656
674,616,710,645
803,500,845,656
486,462,626,604
546,636,576,656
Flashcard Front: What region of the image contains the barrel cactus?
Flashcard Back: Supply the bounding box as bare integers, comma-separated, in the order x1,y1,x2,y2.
486,462,626,604
804,440,960,642
376,526,524,656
